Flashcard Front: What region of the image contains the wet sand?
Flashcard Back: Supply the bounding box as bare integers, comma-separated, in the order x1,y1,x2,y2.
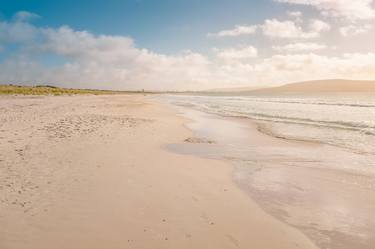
167,106,375,249
0,95,316,249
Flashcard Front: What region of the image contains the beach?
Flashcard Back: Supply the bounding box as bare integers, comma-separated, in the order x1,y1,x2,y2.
0,94,317,249
2,0,375,248
163,94,375,249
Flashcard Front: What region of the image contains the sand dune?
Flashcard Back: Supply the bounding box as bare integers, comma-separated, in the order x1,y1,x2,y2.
247,79,375,94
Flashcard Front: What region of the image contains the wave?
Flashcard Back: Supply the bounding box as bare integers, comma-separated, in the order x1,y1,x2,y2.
185,103,375,135
214,96,375,108
169,95,375,155
230,111,375,134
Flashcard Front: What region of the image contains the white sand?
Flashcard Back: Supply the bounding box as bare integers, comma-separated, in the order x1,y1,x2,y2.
0,95,317,249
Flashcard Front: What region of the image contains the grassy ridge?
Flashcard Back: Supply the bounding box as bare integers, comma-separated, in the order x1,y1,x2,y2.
0,84,142,95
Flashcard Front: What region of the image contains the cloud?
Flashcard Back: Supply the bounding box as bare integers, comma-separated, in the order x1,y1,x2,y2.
39,26,136,60
261,19,329,39
13,11,40,22
209,17,331,41
309,19,331,32
248,52,375,85
287,11,303,17
0,19,38,44
272,42,327,52
208,25,257,37
275,0,375,21
339,24,372,36
210,52,375,88
214,46,258,60
1,13,375,90
0,22,214,91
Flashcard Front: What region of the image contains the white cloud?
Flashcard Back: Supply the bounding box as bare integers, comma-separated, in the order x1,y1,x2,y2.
273,42,327,52
276,0,375,21
339,24,372,36
13,11,40,22
245,52,375,86
210,18,330,41
211,52,375,88
309,19,331,32
287,11,303,17
214,46,258,60
261,19,329,39
1,13,375,90
39,26,136,60
208,25,257,37
0,22,215,91
262,19,311,39
0,20,38,44
287,11,303,23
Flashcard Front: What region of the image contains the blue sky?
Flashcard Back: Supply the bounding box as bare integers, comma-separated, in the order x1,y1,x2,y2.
1,0,375,90
1,0,284,53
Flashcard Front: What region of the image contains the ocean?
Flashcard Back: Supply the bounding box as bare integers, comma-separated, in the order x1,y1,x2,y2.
164,94,375,155
159,93,375,249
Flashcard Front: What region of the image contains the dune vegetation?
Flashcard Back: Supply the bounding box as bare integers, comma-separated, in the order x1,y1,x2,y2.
0,84,142,95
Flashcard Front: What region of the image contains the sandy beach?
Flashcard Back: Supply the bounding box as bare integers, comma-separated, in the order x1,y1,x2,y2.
165,103,375,249
2,1,375,248
0,94,317,249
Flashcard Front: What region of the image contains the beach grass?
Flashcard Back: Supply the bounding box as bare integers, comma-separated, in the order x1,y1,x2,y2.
0,84,143,96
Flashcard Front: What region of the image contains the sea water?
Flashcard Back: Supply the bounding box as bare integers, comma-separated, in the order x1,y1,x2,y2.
159,93,375,249
164,94,375,155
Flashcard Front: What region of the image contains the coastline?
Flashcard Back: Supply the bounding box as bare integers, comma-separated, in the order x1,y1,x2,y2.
164,100,375,249
0,94,316,249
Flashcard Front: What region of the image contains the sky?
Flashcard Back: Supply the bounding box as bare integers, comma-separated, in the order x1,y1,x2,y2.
0,0,375,91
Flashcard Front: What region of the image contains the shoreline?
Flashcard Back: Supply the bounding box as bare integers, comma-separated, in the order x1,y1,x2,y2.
163,100,375,249
0,94,316,249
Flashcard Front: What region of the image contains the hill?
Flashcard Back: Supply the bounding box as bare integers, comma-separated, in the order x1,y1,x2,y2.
245,79,375,95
